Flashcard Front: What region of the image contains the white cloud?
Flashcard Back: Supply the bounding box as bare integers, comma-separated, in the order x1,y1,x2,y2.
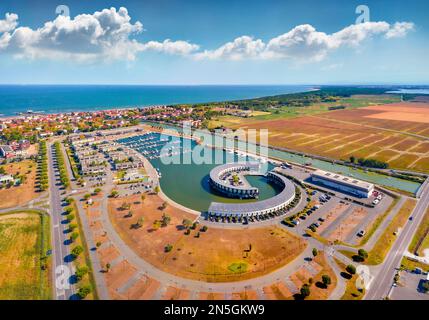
385,22,415,39
0,9,415,64
141,39,199,56
195,36,265,60
0,7,198,62
0,13,18,33
197,21,415,62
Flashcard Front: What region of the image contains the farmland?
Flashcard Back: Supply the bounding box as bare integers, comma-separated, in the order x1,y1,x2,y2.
209,97,429,173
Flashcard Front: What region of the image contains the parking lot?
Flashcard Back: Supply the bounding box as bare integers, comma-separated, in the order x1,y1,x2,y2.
280,165,394,246
390,271,429,300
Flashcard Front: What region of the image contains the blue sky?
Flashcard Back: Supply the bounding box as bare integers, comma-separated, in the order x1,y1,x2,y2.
0,0,428,84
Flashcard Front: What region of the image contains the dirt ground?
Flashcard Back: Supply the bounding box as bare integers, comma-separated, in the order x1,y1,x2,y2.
0,160,39,209
109,193,307,282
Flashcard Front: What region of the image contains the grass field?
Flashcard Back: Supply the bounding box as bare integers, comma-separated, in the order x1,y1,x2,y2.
0,160,39,209
0,211,50,300
209,97,429,172
408,207,429,256
366,199,416,265
109,193,307,282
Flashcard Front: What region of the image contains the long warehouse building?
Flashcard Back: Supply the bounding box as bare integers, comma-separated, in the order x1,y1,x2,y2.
311,169,374,198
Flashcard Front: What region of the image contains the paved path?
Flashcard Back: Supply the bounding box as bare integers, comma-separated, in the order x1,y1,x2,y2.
47,141,76,300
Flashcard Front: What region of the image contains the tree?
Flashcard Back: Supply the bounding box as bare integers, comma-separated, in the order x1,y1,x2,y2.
71,245,83,258
77,285,92,299
96,241,102,248
154,186,160,194
312,248,318,257
110,190,119,198
132,216,144,229
161,213,171,227
201,225,208,232
346,264,356,275
300,284,310,298
93,188,101,195
84,193,91,200
66,213,75,222
350,156,356,164
65,207,73,214
164,244,173,252
75,265,89,281
182,218,192,229
70,232,79,243
358,249,368,260
69,223,78,231
322,275,331,287
105,263,111,273
141,194,146,202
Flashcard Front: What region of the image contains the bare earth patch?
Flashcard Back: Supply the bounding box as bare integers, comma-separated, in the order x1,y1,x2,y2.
109,193,307,282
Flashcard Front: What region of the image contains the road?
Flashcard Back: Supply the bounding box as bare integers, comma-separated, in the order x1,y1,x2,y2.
48,141,75,300
365,183,429,300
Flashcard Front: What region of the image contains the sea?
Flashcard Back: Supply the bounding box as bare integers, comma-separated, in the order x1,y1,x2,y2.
0,85,314,117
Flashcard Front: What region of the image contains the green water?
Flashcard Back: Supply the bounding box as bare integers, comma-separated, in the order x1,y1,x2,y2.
143,121,422,195
150,147,282,212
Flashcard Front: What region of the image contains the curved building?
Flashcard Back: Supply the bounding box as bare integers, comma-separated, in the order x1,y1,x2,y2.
209,162,261,199
207,171,296,218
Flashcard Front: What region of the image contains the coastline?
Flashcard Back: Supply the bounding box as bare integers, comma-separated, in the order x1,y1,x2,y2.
0,84,315,118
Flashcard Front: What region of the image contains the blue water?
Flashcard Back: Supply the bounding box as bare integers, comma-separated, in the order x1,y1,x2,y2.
0,85,313,117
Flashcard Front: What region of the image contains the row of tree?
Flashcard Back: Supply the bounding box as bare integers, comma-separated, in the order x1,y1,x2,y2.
54,142,70,188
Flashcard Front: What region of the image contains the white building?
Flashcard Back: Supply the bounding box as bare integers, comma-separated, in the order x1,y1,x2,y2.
0,174,14,185
311,169,374,198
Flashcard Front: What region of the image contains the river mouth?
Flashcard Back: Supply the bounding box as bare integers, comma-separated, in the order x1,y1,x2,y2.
117,133,282,212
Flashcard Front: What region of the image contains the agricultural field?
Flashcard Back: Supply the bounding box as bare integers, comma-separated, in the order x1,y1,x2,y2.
209,98,429,172
0,211,50,300
0,160,39,209
109,193,307,282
